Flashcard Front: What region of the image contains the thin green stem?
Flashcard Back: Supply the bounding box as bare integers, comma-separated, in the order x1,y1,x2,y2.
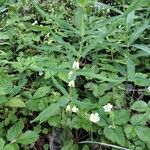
79,141,129,150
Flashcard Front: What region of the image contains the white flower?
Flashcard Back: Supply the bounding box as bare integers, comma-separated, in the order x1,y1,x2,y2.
68,71,73,80
103,103,113,112
38,71,43,76
68,80,75,87
72,61,79,69
147,87,150,92
32,20,38,25
66,105,71,112
72,106,79,113
89,113,100,123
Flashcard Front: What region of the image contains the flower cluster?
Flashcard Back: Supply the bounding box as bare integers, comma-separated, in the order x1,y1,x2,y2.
89,113,100,123
66,103,114,124
66,105,79,113
72,61,79,70
68,61,80,88
103,103,113,112
38,71,43,76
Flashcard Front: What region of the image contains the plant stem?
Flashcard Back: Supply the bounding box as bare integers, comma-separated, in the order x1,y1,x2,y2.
79,141,129,150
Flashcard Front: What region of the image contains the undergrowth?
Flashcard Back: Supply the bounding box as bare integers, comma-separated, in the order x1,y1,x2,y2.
0,0,150,149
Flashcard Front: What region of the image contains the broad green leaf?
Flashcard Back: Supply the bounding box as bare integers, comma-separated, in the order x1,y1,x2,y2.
130,114,148,125
33,86,50,99
0,73,12,96
52,77,68,96
104,127,126,146
124,124,136,139
94,2,123,14
131,101,148,112
3,144,16,150
81,38,99,58
128,21,149,46
5,97,26,108
135,126,150,143
34,4,50,20
34,4,74,30
127,59,135,81
0,32,9,40
0,96,7,104
32,96,69,123
61,141,78,150
0,138,5,150
132,44,150,55
82,145,90,150
17,131,39,145
77,70,125,83
7,121,24,142
134,77,150,86
126,10,135,29
124,0,148,15
53,34,76,54
75,7,85,36
113,109,130,125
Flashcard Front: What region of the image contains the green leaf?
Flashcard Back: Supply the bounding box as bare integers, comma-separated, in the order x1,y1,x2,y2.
0,73,12,96
77,70,124,83
82,145,90,150
128,20,149,46
17,131,39,145
127,59,135,81
7,121,24,142
0,32,9,40
5,97,26,108
32,96,69,123
130,114,148,125
0,96,7,104
126,10,135,29
52,77,68,96
82,38,100,58
132,44,150,55
3,144,16,150
135,126,150,143
124,0,148,16
124,124,136,139
134,77,150,86
131,101,148,112
33,86,50,99
104,127,126,146
113,109,130,125
75,7,85,36
34,4,51,20
53,34,76,54
0,138,5,150
95,2,123,14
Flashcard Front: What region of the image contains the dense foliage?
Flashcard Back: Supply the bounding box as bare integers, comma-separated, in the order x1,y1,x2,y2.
0,0,150,149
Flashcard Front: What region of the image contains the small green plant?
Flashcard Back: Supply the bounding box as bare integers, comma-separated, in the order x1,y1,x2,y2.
0,0,150,149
